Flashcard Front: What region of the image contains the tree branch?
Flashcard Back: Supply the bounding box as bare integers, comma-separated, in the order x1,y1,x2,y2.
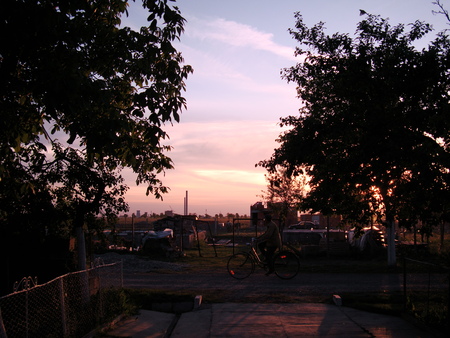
432,0,450,24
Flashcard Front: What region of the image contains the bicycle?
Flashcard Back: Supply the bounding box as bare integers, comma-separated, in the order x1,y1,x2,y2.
227,238,300,280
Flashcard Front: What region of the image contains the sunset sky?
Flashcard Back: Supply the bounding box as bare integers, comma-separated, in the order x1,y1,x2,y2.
121,0,449,216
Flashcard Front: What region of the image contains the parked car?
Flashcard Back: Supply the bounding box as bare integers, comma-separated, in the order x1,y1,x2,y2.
288,221,318,229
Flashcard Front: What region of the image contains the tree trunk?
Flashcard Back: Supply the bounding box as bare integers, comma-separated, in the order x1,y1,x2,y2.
386,219,396,267
76,226,87,271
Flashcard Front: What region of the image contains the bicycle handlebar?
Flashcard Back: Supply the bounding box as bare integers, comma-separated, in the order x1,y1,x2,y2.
245,237,257,247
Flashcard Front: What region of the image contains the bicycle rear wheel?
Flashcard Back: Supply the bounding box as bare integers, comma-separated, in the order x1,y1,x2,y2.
273,251,299,279
227,252,254,279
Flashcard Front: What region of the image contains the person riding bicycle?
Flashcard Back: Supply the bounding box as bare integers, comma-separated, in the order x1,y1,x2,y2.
255,214,282,276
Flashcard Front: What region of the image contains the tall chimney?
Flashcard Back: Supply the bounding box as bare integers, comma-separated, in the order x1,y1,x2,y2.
185,190,188,215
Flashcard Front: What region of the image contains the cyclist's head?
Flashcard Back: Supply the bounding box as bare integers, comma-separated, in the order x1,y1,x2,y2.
264,214,272,222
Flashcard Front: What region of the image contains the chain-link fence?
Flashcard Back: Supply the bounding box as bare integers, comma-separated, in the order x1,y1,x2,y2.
0,261,123,338
403,257,449,330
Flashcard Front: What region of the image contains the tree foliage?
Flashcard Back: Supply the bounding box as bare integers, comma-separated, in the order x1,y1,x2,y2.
0,0,192,274
259,10,450,264
260,165,308,228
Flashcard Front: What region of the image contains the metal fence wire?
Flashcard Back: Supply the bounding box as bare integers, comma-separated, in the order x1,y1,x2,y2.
0,261,123,338
403,257,450,329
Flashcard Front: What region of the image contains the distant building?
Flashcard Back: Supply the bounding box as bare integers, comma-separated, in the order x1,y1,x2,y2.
165,210,174,217
250,201,298,228
250,202,266,226
136,210,141,218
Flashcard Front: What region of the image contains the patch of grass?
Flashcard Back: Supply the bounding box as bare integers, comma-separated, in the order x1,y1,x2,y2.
178,243,232,270
119,287,333,309
340,291,450,337
123,289,196,311
339,290,449,337
175,241,401,274
298,256,398,273
406,291,449,326
339,291,404,317
137,229,450,275
172,233,450,274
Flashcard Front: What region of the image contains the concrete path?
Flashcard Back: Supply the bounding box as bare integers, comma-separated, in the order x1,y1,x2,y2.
104,303,433,337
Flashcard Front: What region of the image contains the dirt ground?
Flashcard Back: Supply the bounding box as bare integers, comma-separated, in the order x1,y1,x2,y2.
96,252,440,305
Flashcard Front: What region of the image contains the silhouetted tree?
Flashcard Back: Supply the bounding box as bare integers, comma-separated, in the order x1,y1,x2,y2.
260,165,308,229
259,11,449,266
0,0,192,283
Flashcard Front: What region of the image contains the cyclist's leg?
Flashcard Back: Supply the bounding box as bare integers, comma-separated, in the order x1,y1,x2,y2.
265,246,277,275
258,242,267,261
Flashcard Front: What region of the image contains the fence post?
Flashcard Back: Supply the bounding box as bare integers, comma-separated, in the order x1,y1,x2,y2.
25,288,29,338
426,264,431,321
448,271,450,327
97,266,103,322
403,256,407,311
120,260,124,288
0,308,7,338
232,219,236,255
59,277,67,336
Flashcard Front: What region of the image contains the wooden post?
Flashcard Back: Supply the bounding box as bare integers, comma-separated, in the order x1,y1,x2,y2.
59,278,67,336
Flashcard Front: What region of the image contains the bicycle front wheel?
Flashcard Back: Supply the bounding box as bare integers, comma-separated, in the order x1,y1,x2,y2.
227,252,254,279
273,251,299,279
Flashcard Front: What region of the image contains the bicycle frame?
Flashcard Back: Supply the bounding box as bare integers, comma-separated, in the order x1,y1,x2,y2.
227,240,300,280
247,243,266,268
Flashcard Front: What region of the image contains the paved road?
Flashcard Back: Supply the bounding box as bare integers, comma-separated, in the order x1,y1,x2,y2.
106,303,434,337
